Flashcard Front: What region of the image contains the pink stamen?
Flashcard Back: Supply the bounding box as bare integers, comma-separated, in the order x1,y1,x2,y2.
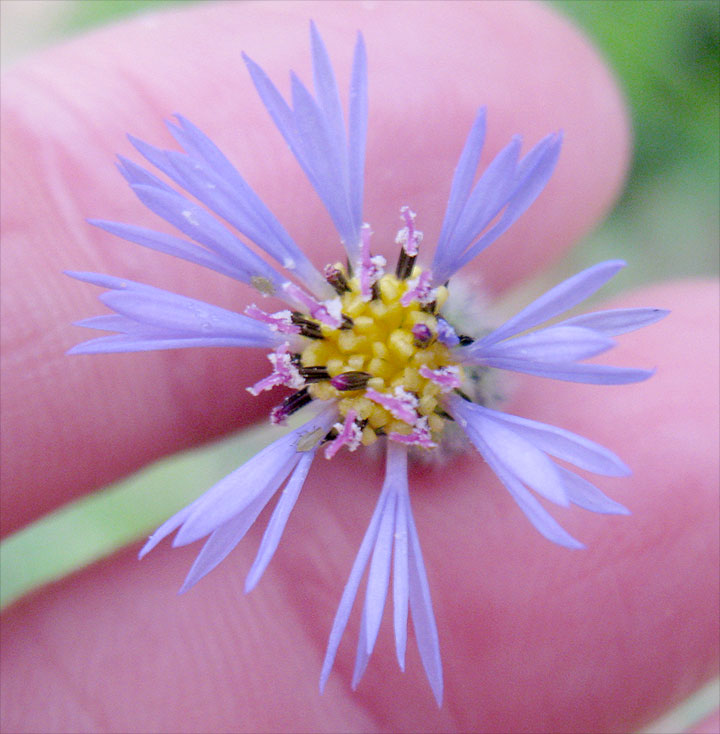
245,304,300,334
324,410,362,459
395,206,423,256
247,343,304,396
358,224,386,300
365,387,419,424
400,270,435,306
282,282,342,328
419,364,462,392
389,417,437,449
269,405,287,425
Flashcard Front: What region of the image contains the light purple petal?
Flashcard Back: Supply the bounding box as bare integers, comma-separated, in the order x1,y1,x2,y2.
99,290,274,340
156,138,330,295
406,496,444,707
440,135,522,267
475,357,654,385
72,314,139,333
449,398,568,506
68,333,279,354
557,307,669,336
458,132,561,266
174,412,335,546
485,444,585,549
66,272,281,353
164,116,320,278
556,465,630,515
290,73,355,247
66,270,163,293
244,25,363,257
138,503,196,559
165,116,242,188
310,21,348,177
90,219,250,282
244,450,316,592
363,490,397,656
319,475,390,692
475,326,616,363
468,261,627,351
351,485,396,689
449,397,630,476
433,107,486,267
237,55,344,256
351,599,372,689
174,456,297,549
124,136,178,185
129,184,285,290
393,472,410,670
347,32,368,250
442,133,562,279
116,155,175,193
450,399,584,549
242,52,304,161
179,466,293,593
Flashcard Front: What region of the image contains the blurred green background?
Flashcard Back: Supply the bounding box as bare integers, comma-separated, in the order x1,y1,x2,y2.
1,1,718,729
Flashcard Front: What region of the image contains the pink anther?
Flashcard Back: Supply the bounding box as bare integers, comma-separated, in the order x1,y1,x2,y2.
400,270,435,306
395,206,423,256
324,410,362,459
244,304,301,334
358,224,386,300
282,282,342,328
389,417,437,449
365,387,419,424
419,364,462,392
247,343,304,396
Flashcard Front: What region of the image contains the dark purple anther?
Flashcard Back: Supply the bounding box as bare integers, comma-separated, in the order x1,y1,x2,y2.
323,264,350,294
270,387,312,424
412,323,433,347
330,371,372,391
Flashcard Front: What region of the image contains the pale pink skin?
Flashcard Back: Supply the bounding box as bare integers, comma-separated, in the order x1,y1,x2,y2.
1,2,718,732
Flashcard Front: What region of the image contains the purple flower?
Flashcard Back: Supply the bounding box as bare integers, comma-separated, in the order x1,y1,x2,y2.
68,23,667,706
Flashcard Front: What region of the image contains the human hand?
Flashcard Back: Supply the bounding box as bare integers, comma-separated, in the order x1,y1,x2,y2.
1,2,717,732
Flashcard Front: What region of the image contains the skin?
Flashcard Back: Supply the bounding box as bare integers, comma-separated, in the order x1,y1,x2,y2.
1,2,717,732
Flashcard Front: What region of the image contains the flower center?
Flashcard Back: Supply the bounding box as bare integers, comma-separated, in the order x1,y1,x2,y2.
300,264,463,448
247,209,474,456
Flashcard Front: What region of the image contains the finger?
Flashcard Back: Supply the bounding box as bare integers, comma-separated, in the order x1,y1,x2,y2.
1,280,716,732
1,0,629,535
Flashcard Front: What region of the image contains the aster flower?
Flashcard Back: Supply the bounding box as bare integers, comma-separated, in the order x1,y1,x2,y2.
68,23,667,706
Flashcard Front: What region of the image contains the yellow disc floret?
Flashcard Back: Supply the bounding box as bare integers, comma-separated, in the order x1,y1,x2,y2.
300,265,462,447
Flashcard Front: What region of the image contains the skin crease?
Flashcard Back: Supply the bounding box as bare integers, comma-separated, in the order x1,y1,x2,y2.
0,2,717,733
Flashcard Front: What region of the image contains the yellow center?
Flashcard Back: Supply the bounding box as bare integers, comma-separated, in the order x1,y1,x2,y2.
300,265,463,447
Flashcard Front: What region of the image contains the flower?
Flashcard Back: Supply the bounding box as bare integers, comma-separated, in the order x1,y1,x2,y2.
68,23,667,706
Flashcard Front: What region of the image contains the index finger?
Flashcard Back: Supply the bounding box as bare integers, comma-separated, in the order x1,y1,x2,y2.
0,0,630,536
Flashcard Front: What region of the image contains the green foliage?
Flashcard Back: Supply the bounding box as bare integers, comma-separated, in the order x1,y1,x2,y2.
63,0,198,33
556,0,719,184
